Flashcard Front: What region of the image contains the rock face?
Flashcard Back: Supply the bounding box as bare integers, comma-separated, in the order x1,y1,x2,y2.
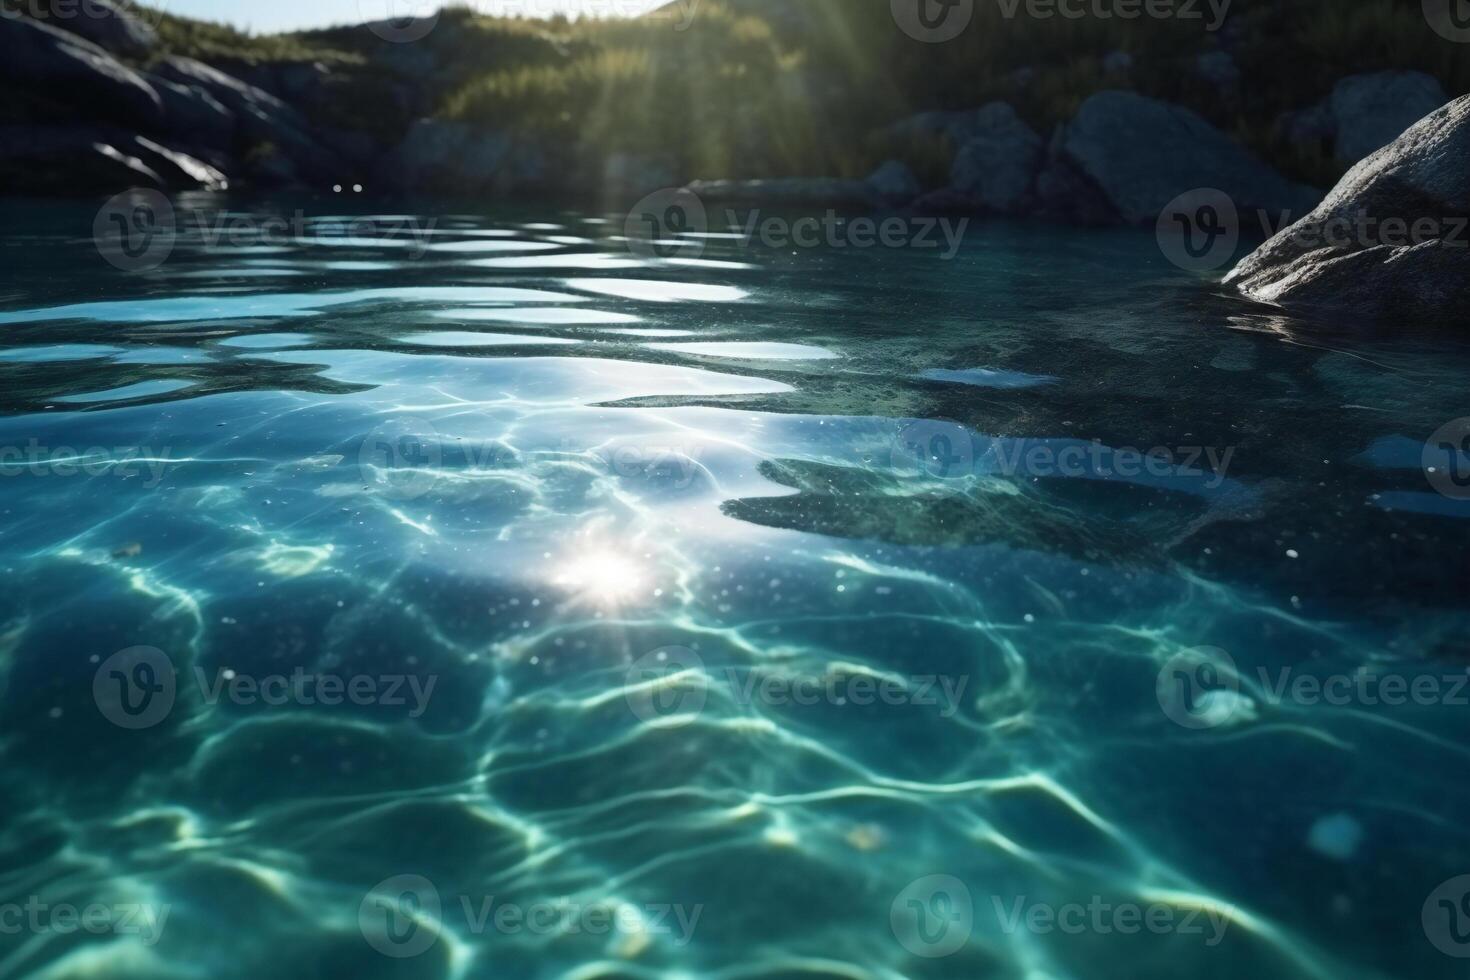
948,102,1043,215
1,15,163,128
1281,71,1449,169
1039,90,1321,226
377,119,545,194
1328,71,1448,166
44,0,158,57
1226,96,1470,325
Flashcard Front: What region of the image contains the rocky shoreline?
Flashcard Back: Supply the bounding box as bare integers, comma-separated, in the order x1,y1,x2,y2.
3,2,1466,321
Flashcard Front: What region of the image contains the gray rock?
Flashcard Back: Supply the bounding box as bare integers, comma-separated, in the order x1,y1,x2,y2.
866,160,921,206
154,56,308,133
949,102,1043,215
147,75,236,150
0,124,227,191
131,136,229,190
0,125,164,193
1328,71,1448,166
155,56,345,183
0,15,162,128
685,177,880,210
1226,96,1470,325
1040,90,1320,226
377,119,544,193
41,0,157,57
1279,72,1451,169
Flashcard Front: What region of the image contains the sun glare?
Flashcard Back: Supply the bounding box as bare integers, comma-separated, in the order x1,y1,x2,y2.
553,550,646,603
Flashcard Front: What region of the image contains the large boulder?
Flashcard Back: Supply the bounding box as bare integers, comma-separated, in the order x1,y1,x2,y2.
0,125,163,194
155,56,344,183
1280,72,1450,170
1038,90,1320,226
948,102,1044,215
0,15,162,129
1225,96,1470,325
145,75,237,150
154,56,309,132
1329,71,1448,166
0,125,227,193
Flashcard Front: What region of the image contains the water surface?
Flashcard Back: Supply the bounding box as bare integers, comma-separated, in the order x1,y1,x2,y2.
1,195,1468,980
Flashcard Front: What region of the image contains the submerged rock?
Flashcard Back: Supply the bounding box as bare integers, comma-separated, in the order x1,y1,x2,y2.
1226,96,1470,325
1039,90,1319,226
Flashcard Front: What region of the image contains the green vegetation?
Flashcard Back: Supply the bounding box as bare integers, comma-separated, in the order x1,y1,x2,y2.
432,0,1470,184
21,0,1462,187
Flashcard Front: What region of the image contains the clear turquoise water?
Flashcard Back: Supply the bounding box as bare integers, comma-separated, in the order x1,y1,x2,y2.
1,195,1468,979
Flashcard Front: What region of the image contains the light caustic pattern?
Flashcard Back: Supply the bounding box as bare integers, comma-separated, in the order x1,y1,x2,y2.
0,202,1467,980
